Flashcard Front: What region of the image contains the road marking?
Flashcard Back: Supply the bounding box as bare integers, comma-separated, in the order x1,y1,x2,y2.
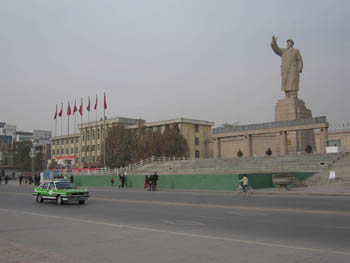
227,211,270,216
162,220,206,226
1,191,350,216
92,197,350,216
1,207,350,257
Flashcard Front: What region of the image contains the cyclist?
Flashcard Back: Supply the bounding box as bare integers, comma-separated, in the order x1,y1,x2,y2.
239,175,249,192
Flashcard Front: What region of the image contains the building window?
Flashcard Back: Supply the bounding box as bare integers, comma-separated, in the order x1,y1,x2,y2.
87,133,89,141
52,150,55,156
195,137,199,146
65,148,68,154
82,133,85,142
195,150,200,158
61,149,64,154
76,137,79,143
71,138,74,144
98,144,101,150
92,131,95,140
97,130,100,140
91,145,95,151
194,124,199,132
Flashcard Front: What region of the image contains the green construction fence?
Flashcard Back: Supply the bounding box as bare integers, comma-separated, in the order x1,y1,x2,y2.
72,172,315,191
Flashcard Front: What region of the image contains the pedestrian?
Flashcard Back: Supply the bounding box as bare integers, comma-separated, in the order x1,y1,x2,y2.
19,174,23,185
144,175,149,190
28,176,33,185
118,174,122,188
121,172,126,188
111,177,115,187
5,174,9,184
0,169,5,184
70,175,74,184
151,171,159,191
148,174,153,191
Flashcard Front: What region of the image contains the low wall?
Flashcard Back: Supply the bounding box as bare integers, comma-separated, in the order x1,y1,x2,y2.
72,172,315,190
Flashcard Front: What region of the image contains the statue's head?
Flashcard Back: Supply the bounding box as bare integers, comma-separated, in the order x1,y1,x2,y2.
286,39,294,48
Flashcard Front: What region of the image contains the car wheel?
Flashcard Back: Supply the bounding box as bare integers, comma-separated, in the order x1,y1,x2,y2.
36,194,44,203
78,200,85,205
56,196,63,205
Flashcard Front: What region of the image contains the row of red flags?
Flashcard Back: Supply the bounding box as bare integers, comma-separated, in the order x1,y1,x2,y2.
54,93,107,120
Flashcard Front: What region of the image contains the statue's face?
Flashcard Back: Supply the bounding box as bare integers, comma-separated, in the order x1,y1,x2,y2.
287,41,293,48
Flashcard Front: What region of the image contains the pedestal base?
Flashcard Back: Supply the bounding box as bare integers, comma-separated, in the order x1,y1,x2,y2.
275,97,316,154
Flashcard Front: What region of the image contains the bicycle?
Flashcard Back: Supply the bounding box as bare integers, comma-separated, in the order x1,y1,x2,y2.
235,182,253,196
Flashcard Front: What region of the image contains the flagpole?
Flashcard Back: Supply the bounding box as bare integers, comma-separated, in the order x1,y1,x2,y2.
74,99,76,135
61,103,63,137
55,104,57,137
103,92,106,168
88,96,90,123
81,98,83,126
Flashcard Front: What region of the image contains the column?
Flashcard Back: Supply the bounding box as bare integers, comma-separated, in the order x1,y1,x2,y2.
319,128,328,154
280,131,288,155
214,137,221,159
245,135,252,157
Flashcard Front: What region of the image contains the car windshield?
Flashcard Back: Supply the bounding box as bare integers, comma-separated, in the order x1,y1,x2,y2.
55,182,77,189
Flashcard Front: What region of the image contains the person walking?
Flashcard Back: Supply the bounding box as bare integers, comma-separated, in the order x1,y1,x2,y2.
121,172,125,188
118,174,122,188
151,171,159,191
111,177,115,187
148,174,153,191
19,174,23,185
5,174,9,184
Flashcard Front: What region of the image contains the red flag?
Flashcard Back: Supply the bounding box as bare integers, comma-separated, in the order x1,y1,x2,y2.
94,95,98,110
67,102,71,116
58,103,63,117
79,99,83,116
73,100,77,115
104,92,107,110
54,105,57,120
87,96,90,112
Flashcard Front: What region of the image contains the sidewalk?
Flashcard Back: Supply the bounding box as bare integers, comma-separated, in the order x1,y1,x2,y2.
3,179,350,196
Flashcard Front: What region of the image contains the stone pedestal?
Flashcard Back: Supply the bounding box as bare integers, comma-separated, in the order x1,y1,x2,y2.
275,97,316,154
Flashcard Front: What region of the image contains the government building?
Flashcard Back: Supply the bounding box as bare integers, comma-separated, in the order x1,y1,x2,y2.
50,117,213,168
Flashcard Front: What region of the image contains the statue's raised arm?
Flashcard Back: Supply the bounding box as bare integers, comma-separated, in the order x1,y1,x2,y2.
271,35,282,56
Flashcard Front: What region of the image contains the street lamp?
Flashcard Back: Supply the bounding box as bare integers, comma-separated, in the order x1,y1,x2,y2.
30,147,36,176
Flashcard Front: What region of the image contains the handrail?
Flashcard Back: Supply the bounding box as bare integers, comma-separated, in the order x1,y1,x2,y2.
62,156,190,176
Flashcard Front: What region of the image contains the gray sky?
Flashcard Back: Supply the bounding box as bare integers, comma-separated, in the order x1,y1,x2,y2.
1,0,349,134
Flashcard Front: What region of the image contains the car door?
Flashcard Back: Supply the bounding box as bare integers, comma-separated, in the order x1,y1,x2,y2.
47,182,57,199
37,183,49,197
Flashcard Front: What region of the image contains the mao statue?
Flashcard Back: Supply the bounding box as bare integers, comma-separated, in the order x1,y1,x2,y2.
271,36,303,98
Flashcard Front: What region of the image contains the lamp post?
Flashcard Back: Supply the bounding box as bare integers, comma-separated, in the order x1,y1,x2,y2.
30,147,36,176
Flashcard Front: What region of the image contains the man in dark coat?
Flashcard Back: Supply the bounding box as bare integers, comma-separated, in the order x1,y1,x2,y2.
151,171,159,191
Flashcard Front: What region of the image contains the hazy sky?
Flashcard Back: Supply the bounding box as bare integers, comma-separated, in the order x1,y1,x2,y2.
1,0,349,134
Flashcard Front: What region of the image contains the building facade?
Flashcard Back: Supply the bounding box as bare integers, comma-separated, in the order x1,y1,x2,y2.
50,117,214,168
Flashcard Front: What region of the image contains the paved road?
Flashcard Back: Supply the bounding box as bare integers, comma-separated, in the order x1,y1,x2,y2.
1,185,350,262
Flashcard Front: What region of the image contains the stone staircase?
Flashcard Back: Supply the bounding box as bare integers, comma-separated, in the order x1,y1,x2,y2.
129,153,343,175
305,153,350,186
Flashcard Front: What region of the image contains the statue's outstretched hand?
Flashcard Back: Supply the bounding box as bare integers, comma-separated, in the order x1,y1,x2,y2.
272,35,277,43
